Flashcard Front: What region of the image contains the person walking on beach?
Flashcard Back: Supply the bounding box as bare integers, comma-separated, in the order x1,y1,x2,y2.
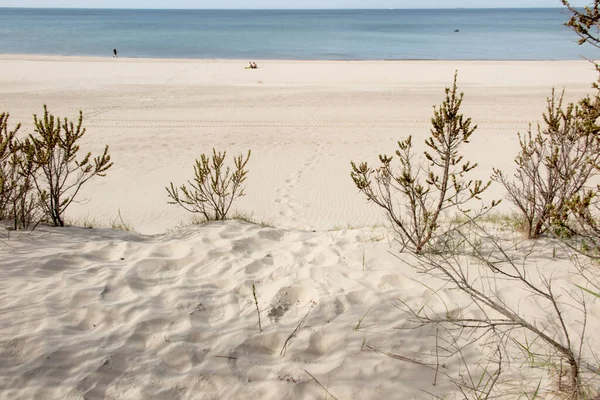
113,48,118,58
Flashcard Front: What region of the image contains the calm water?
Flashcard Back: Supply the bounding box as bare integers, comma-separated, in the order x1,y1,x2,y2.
0,8,595,60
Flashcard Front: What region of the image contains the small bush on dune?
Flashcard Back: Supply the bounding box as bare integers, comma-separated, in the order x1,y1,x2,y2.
8,151,39,231
0,113,40,230
166,148,251,221
0,113,21,220
351,72,496,254
361,82,600,397
22,105,113,227
492,88,600,239
394,219,600,399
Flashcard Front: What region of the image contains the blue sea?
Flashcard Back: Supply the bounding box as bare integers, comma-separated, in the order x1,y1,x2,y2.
0,8,595,60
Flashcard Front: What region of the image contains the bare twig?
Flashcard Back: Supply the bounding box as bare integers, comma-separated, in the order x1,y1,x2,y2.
280,303,315,356
215,355,238,360
252,282,262,333
354,308,371,331
364,345,435,369
304,370,340,400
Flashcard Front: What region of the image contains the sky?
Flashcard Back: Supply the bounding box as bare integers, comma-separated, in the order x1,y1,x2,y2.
0,0,591,9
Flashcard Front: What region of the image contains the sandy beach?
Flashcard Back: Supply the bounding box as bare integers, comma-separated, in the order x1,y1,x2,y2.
0,56,598,233
1,56,600,399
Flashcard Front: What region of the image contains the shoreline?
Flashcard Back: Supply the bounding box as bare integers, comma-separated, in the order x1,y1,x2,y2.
1,53,598,64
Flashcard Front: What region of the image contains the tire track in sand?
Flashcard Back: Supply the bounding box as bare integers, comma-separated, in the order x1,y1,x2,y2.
86,118,530,131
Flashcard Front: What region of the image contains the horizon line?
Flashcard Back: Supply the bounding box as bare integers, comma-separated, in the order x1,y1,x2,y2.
0,6,573,10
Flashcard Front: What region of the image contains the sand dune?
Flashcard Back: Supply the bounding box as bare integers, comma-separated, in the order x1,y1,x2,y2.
2,221,598,399
1,222,453,399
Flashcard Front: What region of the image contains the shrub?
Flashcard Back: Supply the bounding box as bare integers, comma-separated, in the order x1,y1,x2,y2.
492,89,600,239
22,105,113,227
555,1,600,254
351,72,495,254
395,220,600,399
0,113,40,231
166,148,251,221
0,112,21,222
562,0,600,57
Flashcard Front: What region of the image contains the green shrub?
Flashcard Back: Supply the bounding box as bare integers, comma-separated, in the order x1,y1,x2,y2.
0,113,40,230
22,105,113,227
492,89,600,239
0,112,21,223
351,73,495,254
166,148,251,221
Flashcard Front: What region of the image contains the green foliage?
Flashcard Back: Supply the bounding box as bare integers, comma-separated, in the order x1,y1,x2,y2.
576,284,600,300
351,72,495,254
0,113,40,230
564,189,600,254
166,148,251,221
64,210,134,232
492,89,600,239
354,308,371,331
0,113,20,220
556,1,600,255
562,0,600,52
110,209,134,232
230,212,274,228
22,105,113,227
0,112,20,221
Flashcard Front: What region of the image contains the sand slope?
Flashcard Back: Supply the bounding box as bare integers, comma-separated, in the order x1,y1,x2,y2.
1,222,460,399
2,221,599,399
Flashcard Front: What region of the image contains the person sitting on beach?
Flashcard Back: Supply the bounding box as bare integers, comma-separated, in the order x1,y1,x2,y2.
246,61,257,69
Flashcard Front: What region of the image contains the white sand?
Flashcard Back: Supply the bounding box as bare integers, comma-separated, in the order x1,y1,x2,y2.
1,56,600,399
2,222,598,399
0,56,598,233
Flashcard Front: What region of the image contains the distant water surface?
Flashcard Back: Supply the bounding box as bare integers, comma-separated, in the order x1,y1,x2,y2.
0,8,595,60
